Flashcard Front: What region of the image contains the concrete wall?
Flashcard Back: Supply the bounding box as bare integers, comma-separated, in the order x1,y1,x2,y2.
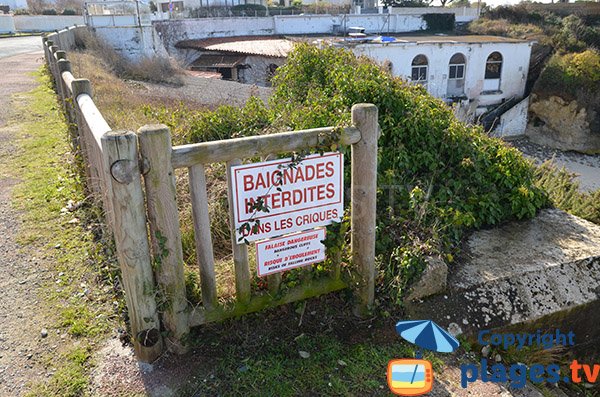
350,40,533,107
238,55,286,86
0,14,16,34
153,14,425,54
494,96,529,138
14,15,84,32
93,25,169,61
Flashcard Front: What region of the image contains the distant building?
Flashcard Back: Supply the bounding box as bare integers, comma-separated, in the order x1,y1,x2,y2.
338,35,533,113
177,36,291,86
177,34,533,135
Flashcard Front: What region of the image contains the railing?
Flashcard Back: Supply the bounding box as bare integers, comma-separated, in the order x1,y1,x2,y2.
44,26,379,363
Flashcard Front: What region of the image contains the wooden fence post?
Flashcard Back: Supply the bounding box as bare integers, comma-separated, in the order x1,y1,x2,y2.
138,125,190,354
188,163,218,310
101,130,163,363
351,103,378,317
226,159,251,304
57,59,72,117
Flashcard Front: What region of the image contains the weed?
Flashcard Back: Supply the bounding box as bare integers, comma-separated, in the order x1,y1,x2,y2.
3,69,120,395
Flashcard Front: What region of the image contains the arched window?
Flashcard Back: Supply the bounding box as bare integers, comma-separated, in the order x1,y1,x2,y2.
411,55,428,84
485,52,503,80
449,53,466,80
447,53,466,97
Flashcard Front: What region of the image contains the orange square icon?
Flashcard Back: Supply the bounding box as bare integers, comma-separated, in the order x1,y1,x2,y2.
387,359,434,396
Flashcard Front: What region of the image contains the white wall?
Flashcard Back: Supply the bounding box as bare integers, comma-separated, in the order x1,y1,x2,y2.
0,14,16,34
495,96,529,138
153,14,425,54
350,40,533,107
93,25,169,60
14,15,84,32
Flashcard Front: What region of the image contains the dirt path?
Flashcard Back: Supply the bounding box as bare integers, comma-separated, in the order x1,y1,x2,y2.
0,49,47,396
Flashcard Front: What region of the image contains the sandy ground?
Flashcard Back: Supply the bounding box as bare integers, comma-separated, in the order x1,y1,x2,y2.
509,137,600,192
0,44,50,395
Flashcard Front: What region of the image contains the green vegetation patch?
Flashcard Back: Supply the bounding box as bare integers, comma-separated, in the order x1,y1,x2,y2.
1,69,119,396
150,45,547,304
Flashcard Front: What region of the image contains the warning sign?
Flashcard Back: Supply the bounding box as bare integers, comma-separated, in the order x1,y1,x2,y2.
256,228,326,277
230,152,343,242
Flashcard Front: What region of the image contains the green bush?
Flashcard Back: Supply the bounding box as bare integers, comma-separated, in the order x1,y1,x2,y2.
61,8,77,15
535,161,600,224
149,45,547,303
231,3,267,16
42,8,57,14
269,45,547,301
423,13,455,32
536,50,600,99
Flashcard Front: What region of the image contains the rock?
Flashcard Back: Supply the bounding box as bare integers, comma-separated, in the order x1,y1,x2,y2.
299,351,310,359
405,256,448,302
527,95,600,153
447,323,462,337
40,328,48,338
495,354,502,363
481,345,491,358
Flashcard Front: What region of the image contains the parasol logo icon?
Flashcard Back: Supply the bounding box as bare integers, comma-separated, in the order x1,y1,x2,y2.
387,320,460,395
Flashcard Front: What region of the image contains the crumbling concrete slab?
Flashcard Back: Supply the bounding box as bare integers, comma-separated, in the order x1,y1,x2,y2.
406,209,600,333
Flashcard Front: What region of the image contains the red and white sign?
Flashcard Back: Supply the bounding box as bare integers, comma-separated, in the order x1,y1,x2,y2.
256,228,326,277
231,152,343,242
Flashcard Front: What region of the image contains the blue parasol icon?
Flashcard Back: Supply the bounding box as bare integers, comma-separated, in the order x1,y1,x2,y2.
396,320,460,353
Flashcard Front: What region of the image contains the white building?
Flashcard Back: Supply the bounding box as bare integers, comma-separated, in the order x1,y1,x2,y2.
340,35,533,113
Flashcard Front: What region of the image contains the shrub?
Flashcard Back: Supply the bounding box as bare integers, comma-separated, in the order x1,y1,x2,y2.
535,161,600,224
42,8,57,14
423,13,455,32
61,8,76,15
231,3,267,16
147,45,547,303
536,50,600,99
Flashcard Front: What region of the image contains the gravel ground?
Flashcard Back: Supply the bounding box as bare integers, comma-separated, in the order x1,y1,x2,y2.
138,74,273,108
508,137,600,192
0,49,50,396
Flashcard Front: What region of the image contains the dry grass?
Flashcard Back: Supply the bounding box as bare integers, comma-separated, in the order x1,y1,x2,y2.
67,46,241,301
469,18,546,41
74,28,183,86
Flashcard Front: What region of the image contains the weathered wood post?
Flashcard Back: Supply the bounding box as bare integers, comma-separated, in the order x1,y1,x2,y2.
188,163,218,310
351,103,378,316
56,58,72,117
226,159,251,304
138,125,190,353
54,50,67,103
101,130,163,363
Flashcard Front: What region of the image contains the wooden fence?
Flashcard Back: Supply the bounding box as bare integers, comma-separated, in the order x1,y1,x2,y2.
44,27,379,363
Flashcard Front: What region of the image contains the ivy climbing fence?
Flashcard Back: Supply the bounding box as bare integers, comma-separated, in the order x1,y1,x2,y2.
44,27,379,363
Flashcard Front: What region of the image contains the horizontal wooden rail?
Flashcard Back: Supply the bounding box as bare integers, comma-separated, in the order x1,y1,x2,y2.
171,126,361,169
76,93,111,147
188,277,347,327
62,71,75,95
